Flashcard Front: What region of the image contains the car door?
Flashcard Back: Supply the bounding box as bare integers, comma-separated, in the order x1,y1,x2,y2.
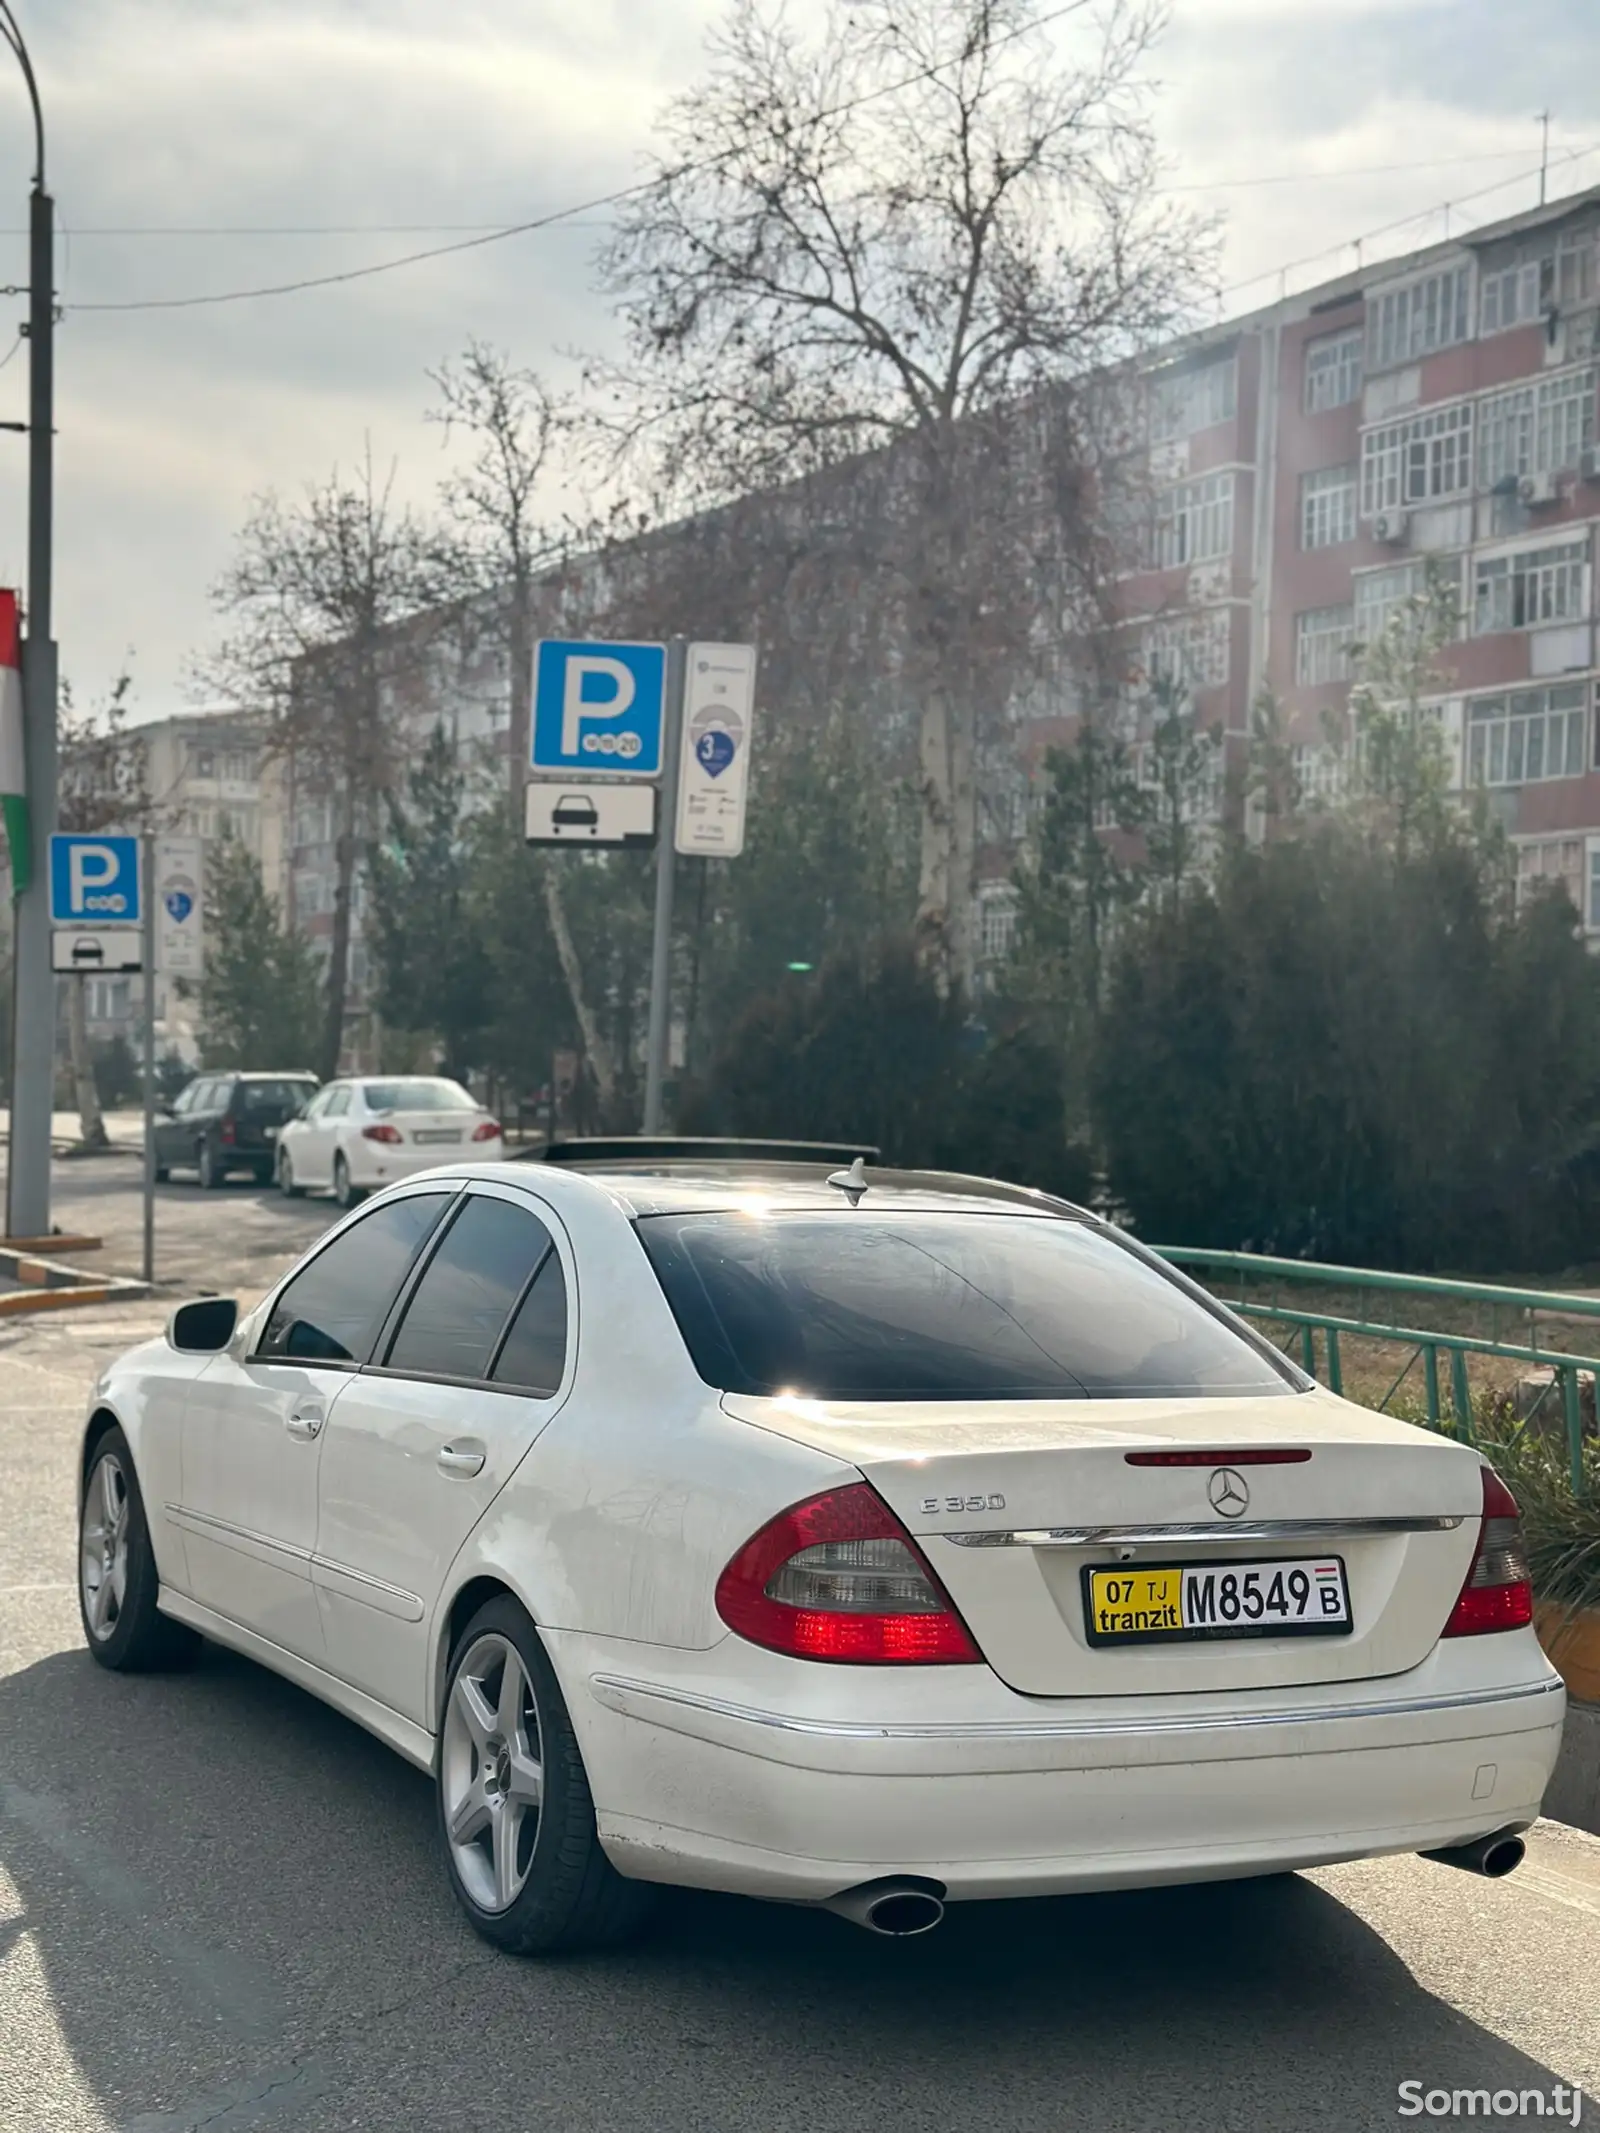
313,1184,574,1725
309,1085,352,1185
154,1083,198,1168
177,1188,454,1663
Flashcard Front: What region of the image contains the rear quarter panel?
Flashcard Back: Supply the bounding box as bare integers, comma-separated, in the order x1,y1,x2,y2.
86,1336,216,1591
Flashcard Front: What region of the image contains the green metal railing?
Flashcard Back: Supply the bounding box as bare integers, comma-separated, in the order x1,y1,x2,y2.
1155,1247,1597,1494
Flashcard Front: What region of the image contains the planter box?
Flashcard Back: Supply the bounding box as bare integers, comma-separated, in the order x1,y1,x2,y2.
1536,1601,1600,1704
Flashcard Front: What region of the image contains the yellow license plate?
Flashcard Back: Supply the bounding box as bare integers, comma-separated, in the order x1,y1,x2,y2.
1082,1557,1352,1646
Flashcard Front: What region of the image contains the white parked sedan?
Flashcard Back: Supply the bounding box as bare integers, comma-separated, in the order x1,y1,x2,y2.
77,1151,1565,1955
275,1075,505,1206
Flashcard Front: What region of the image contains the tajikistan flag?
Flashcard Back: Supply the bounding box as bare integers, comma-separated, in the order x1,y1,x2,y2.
0,588,26,895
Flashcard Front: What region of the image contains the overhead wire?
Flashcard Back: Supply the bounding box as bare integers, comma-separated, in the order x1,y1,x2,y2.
66,0,1102,316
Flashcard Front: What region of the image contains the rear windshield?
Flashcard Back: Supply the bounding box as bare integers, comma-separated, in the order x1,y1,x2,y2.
236,1080,317,1113
636,1212,1294,1401
361,1080,476,1113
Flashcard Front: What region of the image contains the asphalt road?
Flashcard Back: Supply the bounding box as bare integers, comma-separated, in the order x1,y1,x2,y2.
3,1174,1600,2132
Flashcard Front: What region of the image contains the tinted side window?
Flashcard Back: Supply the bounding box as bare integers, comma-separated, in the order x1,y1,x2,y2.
490,1253,568,1396
324,1088,351,1119
385,1197,553,1382
258,1193,451,1364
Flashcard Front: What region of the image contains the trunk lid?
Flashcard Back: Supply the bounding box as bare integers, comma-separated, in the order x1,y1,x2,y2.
722,1389,1484,1695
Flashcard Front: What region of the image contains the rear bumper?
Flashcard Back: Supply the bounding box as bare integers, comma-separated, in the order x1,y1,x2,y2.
548,1629,1567,1903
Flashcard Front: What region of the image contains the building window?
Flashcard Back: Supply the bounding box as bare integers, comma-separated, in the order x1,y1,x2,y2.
1466,682,1588,786
1516,837,1585,912
1478,369,1597,487
1481,229,1598,334
1295,605,1355,686
1304,327,1363,413
1367,264,1472,372
1353,560,1434,644
1149,355,1236,443
1474,540,1589,634
1292,743,1348,803
1360,401,1473,516
1152,473,1234,569
977,885,1020,963
1133,738,1223,822
1141,608,1231,693
1300,465,1358,549
189,746,215,779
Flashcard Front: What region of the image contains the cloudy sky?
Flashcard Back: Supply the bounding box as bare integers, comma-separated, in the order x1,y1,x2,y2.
0,0,1595,723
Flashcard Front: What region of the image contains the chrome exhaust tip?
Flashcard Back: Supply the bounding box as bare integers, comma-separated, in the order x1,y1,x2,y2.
1420,1826,1527,1879
824,1876,947,1936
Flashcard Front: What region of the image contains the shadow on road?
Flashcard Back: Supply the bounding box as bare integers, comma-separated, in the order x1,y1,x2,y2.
0,1636,1580,2132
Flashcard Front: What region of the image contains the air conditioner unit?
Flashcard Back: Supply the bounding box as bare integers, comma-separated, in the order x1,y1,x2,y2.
1372,509,1409,545
1518,470,1560,507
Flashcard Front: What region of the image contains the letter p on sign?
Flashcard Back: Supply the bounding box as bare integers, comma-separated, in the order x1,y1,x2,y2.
562,656,636,756
70,843,119,912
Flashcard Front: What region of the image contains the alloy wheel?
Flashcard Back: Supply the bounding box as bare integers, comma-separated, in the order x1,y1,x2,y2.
80,1453,131,1643
441,1632,545,1914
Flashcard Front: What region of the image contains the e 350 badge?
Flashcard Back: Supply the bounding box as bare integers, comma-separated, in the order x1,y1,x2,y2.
921,1494,1007,1515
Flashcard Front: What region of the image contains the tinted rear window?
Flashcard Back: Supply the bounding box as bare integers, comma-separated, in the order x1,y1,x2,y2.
636,1213,1293,1401
235,1079,316,1113
362,1079,476,1113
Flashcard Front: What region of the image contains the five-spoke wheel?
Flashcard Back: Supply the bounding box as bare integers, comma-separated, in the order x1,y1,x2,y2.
437,1595,653,1953
78,1427,201,1673
442,1632,546,1914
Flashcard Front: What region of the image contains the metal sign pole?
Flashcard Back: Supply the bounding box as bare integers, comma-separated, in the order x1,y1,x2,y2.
141,836,154,1285
642,637,687,1134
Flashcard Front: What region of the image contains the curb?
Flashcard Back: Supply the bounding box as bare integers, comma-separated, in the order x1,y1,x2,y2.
1546,1698,1600,1836
0,1245,151,1315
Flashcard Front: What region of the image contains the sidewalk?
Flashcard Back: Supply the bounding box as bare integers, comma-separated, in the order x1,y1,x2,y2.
0,1107,146,1152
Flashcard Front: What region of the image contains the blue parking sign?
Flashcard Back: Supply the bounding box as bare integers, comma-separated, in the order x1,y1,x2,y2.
531,640,665,778
49,833,142,925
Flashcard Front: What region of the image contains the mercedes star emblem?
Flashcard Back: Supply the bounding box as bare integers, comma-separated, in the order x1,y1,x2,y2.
1207,1467,1250,1518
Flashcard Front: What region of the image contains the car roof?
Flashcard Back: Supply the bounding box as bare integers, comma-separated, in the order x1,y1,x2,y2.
229,1070,318,1081
446,1154,1089,1222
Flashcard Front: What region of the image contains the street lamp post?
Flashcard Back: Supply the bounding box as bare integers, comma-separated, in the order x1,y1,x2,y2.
2,4,54,1244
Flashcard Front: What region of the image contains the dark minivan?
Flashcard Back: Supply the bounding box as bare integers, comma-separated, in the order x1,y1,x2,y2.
152,1072,319,1189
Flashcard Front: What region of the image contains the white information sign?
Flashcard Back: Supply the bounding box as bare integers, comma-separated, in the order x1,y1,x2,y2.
51,930,143,975
525,780,658,848
155,835,205,978
675,643,757,857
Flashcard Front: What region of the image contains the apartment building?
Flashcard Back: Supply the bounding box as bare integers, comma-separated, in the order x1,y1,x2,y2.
1008,180,1600,936
81,708,265,1057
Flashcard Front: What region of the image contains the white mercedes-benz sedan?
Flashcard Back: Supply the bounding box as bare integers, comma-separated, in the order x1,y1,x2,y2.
76,1147,1566,1954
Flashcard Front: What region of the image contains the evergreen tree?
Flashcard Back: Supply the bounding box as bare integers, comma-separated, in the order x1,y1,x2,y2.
195,838,322,1071
367,725,493,1082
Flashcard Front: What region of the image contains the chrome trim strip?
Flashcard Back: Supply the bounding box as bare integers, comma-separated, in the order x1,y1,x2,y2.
166,1503,312,1567
588,1672,1563,1743
310,1554,425,1624
941,1516,1465,1549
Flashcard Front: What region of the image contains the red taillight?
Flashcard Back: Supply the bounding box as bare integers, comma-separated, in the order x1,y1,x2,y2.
715,1483,981,1665
220,1119,235,1146
1124,1449,1312,1467
1442,1465,1534,1637
472,1119,502,1142
362,1123,403,1145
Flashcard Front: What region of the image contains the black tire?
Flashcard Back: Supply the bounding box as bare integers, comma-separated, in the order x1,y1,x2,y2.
79,1427,202,1673
278,1149,304,1198
332,1153,363,1209
437,1595,655,1955
253,1163,273,1187
197,1139,221,1190
153,1163,170,1184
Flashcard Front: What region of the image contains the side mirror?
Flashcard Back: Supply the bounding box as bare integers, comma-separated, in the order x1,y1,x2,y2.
168,1296,239,1354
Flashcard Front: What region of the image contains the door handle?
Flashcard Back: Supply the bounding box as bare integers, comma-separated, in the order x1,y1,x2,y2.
437,1443,486,1478
285,1405,325,1441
